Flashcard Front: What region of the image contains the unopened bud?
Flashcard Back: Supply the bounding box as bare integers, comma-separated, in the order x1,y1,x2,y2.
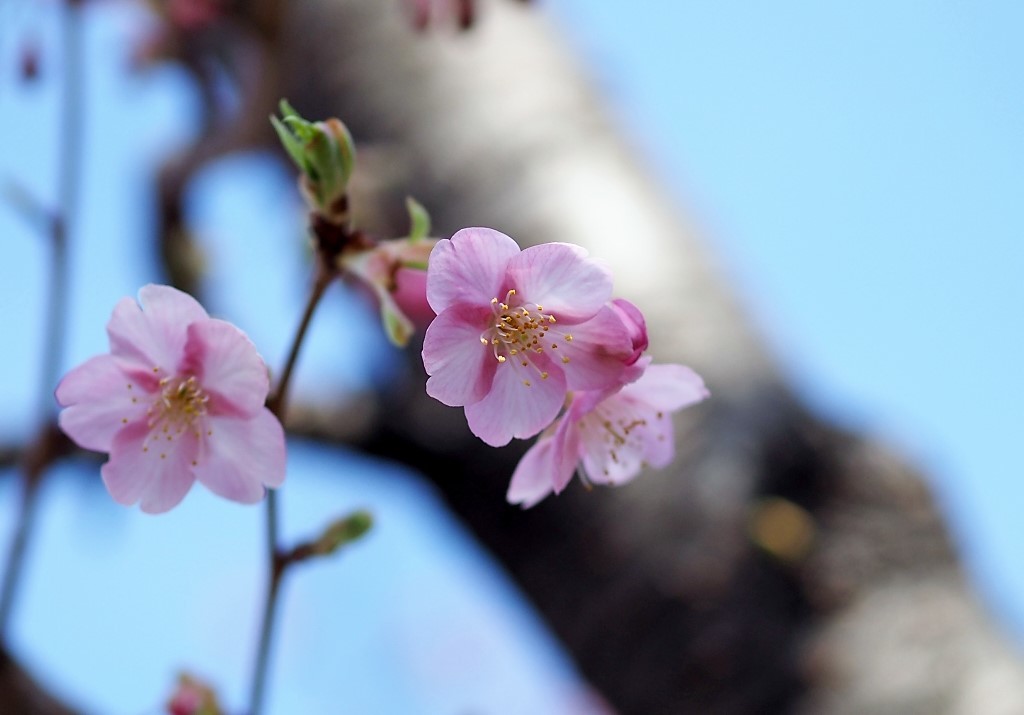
271,100,356,219
310,510,374,557
338,233,437,347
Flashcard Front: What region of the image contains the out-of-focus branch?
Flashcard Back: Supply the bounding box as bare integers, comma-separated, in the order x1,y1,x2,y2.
0,647,80,715
0,0,84,641
152,0,288,296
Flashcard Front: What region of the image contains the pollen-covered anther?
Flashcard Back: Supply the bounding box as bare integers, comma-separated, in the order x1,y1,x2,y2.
147,375,209,436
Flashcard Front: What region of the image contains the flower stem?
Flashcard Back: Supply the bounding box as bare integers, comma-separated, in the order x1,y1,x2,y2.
267,267,333,418
247,265,332,715
0,0,83,640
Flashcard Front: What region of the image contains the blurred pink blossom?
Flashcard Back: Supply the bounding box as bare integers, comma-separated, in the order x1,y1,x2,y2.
507,363,709,507
422,227,636,446
164,0,224,31
166,673,221,715
56,285,286,513
341,237,436,347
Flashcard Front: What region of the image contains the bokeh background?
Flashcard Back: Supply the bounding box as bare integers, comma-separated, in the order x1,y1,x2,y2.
1,1,1022,713
543,0,1024,629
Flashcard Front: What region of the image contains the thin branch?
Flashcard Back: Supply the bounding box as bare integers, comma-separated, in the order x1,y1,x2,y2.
0,0,84,639
248,263,333,715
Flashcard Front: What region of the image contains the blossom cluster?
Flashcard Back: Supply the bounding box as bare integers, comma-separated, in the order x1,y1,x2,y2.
55,229,704,514
421,227,708,506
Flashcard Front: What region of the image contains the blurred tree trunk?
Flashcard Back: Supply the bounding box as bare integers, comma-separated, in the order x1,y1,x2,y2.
269,2,1024,713
7,1,1024,713
272,2,1024,714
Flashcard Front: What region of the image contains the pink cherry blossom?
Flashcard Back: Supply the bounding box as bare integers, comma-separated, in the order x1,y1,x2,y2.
507,363,709,508
422,227,637,447
56,285,286,514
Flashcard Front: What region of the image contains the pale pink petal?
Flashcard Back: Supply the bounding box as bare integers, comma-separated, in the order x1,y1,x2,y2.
507,408,584,503
139,283,208,326
55,355,148,452
505,243,611,322
555,306,633,391
577,397,651,486
507,438,557,508
193,409,286,504
181,319,270,418
549,413,583,494
622,364,709,412
423,304,497,406
107,285,207,374
389,236,436,268
575,365,706,486
426,227,520,314
464,355,566,446
631,405,676,469
101,422,198,514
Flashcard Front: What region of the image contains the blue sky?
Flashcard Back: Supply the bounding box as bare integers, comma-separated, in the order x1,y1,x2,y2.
1,1,1023,712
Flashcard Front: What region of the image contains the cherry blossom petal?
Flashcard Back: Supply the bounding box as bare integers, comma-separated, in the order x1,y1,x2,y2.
193,409,286,504
101,422,198,514
622,364,709,411
464,354,566,447
507,438,558,508
556,306,633,391
423,304,497,406
577,400,652,486
426,227,520,314
107,285,208,373
182,319,270,417
549,415,583,494
55,355,147,452
629,404,676,470
505,242,611,322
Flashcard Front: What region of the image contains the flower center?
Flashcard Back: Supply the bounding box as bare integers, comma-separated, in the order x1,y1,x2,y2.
480,289,573,385
580,403,650,479
146,375,209,443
